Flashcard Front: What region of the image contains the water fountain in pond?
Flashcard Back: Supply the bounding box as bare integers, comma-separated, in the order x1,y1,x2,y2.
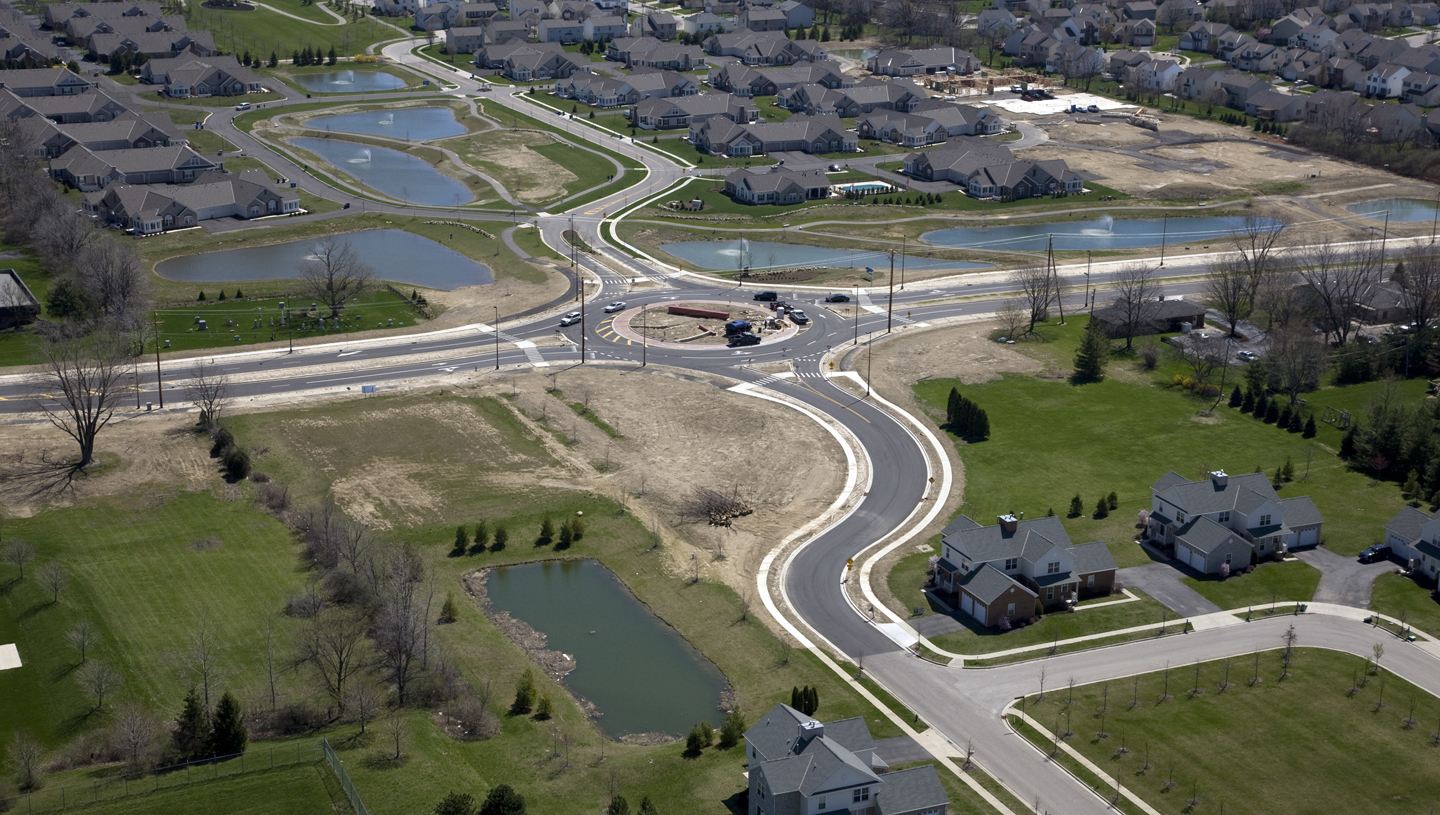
347,147,372,164
335,69,354,84
1080,214,1115,236
380,112,394,125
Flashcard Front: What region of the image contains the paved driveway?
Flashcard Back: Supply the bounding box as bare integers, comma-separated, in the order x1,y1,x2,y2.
872,735,931,766
1118,562,1223,618
1293,547,1394,608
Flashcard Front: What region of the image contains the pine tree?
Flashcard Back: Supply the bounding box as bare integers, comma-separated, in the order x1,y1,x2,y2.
1303,415,1317,438
946,387,961,427
268,52,278,68
472,520,489,554
1094,497,1109,519
1229,386,1243,408
558,520,574,548
198,290,206,301
1242,389,1256,413
435,792,478,815
173,687,210,759
512,669,536,713
1392,259,1407,287
1254,394,1270,420
478,785,526,815
235,289,243,299
970,408,990,441
1047,507,1055,516
1277,405,1292,430
535,694,553,719
790,686,801,709
292,49,301,66
571,517,584,541
538,516,554,545
607,797,630,815
441,593,458,623
492,524,508,551
1073,318,1109,381
1069,494,1084,517
1107,491,1118,510
718,710,746,748
686,724,706,753
699,720,714,747
210,692,247,756
1340,424,1359,458
453,525,469,554
242,50,251,67
638,797,658,815
1404,469,1421,499
1287,411,1303,433
1264,400,1280,424
328,46,338,65
1282,457,1294,482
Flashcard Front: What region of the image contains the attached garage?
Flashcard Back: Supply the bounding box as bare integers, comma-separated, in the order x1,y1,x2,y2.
1296,526,1320,547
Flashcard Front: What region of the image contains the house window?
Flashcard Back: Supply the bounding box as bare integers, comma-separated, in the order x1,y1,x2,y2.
1259,514,1272,526
1087,574,1095,588
1004,557,1018,571
1045,587,1054,601
853,787,870,803
1218,511,1230,523
818,795,826,810
1047,561,1060,575
1006,602,1015,617
1176,511,1186,523
1225,553,1233,565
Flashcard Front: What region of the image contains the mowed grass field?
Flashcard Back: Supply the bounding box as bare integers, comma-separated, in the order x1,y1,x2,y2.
1181,560,1322,609
1019,649,1440,815
186,6,399,62
912,319,1415,567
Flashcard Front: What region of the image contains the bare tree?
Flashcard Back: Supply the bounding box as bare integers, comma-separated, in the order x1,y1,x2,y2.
3,539,34,579
258,615,283,712
31,204,98,273
374,546,428,707
186,360,230,431
1399,246,1440,333
996,298,1027,339
1013,264,1054,335
32,331,130,468
76,237,149,326
5,731,44,791
1296,239,1380,346
1198,84,1227,115
1110,264,1164,349
36,560,68,603
301,236,373,317
346,682,384,734
110,701,159,770
1204,260,1255,337
384,709,406,760
296,606,372,713
1265,327,1328,405
184,607,226,718
77,659,119,710
67,619,97,664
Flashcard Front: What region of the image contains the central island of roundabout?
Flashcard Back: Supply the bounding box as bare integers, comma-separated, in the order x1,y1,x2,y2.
606,299,803,349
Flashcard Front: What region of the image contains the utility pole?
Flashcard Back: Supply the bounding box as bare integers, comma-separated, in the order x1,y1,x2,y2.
1084,250,1092,310
900,235,907,290
887,250,895,333
152,313,164,409
853,283,859,344
493,305,500,370
1048,235,1064,325
580,281,587,364
1159,213,1168,266
642,304,647,367
1379,210,1390,273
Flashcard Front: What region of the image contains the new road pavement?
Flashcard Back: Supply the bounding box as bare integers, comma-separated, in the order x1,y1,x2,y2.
7,42,1439,814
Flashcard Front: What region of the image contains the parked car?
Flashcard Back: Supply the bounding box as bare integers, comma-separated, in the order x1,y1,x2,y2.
828,164,841,171
753,291,778,301
559,311,582,327
602,301,627,313
1359,543,1391,563
1087,104,1099,113
728,331,762,347
789,310,810,324
824,293,850,303
235,102,251,111
724,319,752,335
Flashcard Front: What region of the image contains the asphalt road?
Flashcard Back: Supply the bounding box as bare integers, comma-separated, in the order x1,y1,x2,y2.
9,43,1439,815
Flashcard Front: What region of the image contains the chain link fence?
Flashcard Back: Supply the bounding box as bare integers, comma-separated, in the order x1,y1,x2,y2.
0,740,368,815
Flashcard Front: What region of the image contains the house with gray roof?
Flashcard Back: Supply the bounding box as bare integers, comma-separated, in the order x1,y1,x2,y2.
0,268,40,330
1382,506,1440,577
0,67,93,98
0,87,133,124
745,703,947,815
935,513,1118,622
49,144,220,191
84,168,300,234
911,99,1006,136
723,166,829,204
856,111,948,147
680,11,732,35
583,15,628,42
1146,470,1324,573
140,55,262,99
44,1,163,30
537,18,584,42
690,112,853,156
704,29,826,66
631,10,677,39
632,92,755,128
867,46,978,77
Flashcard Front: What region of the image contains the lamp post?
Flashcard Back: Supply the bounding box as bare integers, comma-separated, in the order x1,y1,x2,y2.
493,305,500,370
151,312,164,409
852,283,859,344
642,304,648,367
887,250,895,333
1159,213,1168,266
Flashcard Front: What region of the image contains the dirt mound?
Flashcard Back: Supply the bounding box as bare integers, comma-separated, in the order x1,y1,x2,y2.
1137,182,1238,200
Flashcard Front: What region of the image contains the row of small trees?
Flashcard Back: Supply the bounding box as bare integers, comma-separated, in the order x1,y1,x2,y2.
944,387,990,441
1069,492,1118,520
1228,386,1318,437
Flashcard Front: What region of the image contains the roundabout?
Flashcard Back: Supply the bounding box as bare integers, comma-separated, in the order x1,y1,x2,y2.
602,299,805,349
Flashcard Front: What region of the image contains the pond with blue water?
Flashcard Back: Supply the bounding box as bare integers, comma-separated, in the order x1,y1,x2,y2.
659,239,987,272
289,137,474,206
291,69,408,94
154,229,492,290
486,559,727,737
1346,199,1440,223
921,215,1284,251
306,107,466,141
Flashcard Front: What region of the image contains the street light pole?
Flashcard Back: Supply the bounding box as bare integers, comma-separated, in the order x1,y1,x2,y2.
1380,210,1390,273
887,250,895,333
642,304,648,367
1159,214,1168,266
152,312,164,409
853,283,859,344
900,235,907,290
493,305,500,370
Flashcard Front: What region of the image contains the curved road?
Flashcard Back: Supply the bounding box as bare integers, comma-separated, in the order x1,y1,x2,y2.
8,40,1439,815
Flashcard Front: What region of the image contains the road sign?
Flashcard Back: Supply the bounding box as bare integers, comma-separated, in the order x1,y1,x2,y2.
846,558,854,570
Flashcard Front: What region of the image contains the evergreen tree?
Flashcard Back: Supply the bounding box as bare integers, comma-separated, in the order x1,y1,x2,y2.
1047,507,1055,516
328,46,338,65
471,520,489,554
218,290,226,301
1254,394,1270,420
805,686,819,715
479,785,526,815
946,387,960,427
1229,386,1243,408
1404,469,1422,499
1392,259,1407,287
292,49,301,66
1241,389,1255,413
699,720,714,747
1340,424,1359,458
198,290,206,301
1073,318,1109,382
535,694,553,719
790,686,801,709
1068,494,1084,517
1282,457,1295,482
492,524,508,551
453,525,469,554
638,797,658,815
718,710,746,748
440,593,458,623
686,724,706,753
235,289,243,299
1107,491,1118,510
1277,405,1292,430
512,669,536,713
571,517,584,541
1303,415,1317,439
242,50,251,66
607,797,630,815
558,519,574,548
1094,497,1109,519
538,516,554,545
210,692,247,756
269,51,278,68
969,407,990,441
173,687,210,759
436,792,478,815
1287,411,1303,433
1264,400,1280,424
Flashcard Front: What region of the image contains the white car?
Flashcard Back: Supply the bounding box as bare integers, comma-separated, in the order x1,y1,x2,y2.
559,311,582,327
603,301,627,313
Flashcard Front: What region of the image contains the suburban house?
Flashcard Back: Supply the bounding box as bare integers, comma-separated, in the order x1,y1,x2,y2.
710,61,849,96
139,55,263,98
537,18,584,42
1091,297,1206,337
745,703,948,815
44,1,165,30
0,87,132,124
910,99,1006,136
690,112,854,157
779,78,925,117
933,513,1119,624
738,6,787,30
723,166,830,204
49,144,220,191
1381,506,1440,578
554,69,699,107
415,3,459,32
1146,470,1324,574
856,110,948,147
867,46,979,76
704,30,826,65
583,15,628,42
84,168,301,234
0,268,40,330
904,141,1082,200
1244,88,1306,120
446,26,487,54
474,41,581,80
19,112,184,158
0,67,93,97
680,11,732,35
607,36,705,69
632,92,755,128
631,11,677,39
481,19,531,45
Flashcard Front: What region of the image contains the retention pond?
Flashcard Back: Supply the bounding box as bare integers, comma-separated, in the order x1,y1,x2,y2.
1346,199,1440,223
659,239,987,273
921,215,1283,251
289,137,474,206
291,70,408,93
306,107,466,141
154,229,492,290
486,559,726,738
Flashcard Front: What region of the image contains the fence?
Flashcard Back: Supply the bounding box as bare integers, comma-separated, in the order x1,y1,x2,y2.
321,738,370,815
0,741,355,815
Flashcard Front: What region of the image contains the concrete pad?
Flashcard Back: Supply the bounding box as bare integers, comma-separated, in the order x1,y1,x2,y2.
876,622,919,648
988,93,1135,116
0,643,20,671
873,734,933,766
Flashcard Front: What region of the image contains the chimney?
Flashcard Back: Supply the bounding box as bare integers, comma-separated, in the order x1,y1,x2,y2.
798,720,824,746
998,514,1019,535
1210,470,1229,488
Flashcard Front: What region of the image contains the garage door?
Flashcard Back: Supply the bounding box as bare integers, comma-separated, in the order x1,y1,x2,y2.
1298,528,1318,546
960,593,973,618
1187,547,1204,571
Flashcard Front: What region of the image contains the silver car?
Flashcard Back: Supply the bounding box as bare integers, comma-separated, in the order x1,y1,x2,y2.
559,311,582,327
603,301,627,313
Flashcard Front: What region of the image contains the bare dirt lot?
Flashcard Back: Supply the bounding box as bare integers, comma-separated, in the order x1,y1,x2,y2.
633,303,775,344
453,131,578,204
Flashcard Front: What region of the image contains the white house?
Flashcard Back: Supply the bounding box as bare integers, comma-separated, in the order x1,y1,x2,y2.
1382,506,1440,577
1146,470,1324,574
1365,63,1411,98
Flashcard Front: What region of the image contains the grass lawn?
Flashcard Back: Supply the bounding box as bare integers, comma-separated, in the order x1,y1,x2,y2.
1370,572,1440,637
875,160,905,173
138,90,286,107
511,224,565,261
1181,560,1321,609
887,547,938,618
149,289,425,354
0,243,57,367
640,139,779,170
926,591,1173,656
531,141,616,199
185,5,399,60
1019,649,1440,815
11,761,347,815
910,318,1412,568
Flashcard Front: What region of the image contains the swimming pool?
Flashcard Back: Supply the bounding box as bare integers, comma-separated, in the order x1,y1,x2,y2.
835,181,894,194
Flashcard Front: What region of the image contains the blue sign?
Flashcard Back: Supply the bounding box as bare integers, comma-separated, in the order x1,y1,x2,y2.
865,267,874,277
361,385,377,394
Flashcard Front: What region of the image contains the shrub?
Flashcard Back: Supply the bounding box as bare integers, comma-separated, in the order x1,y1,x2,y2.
210,426,234,457
1094,497,1109,519
718,710,746,749
512,670,535,713
535,694,553,720
1107,491,1118,510
222,446,251,481
1138,339,1161,370
1068,494,1084,517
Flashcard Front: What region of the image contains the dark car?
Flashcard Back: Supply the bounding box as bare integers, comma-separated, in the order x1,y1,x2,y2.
724,319,752,336
824,293,850,303
789,310,810,324
728,332,762,347
1359,543,1392,563
753,291,778,301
